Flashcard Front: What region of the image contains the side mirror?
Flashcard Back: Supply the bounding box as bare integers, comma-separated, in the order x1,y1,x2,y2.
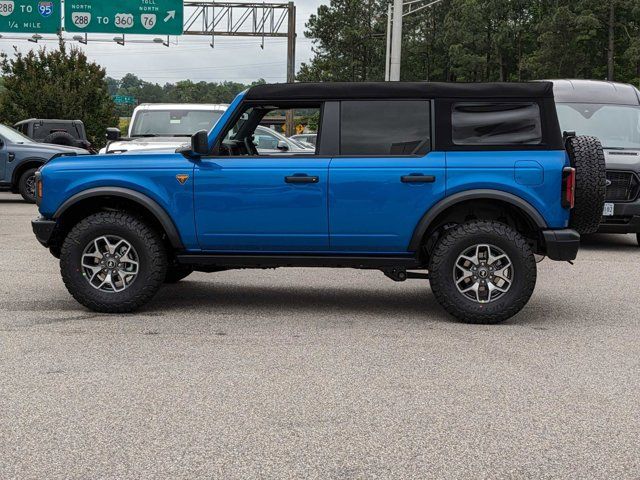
191,130,209,156
106,128,121,141
277,140,289,151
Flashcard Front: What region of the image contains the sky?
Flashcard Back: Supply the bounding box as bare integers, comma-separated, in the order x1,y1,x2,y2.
0,0,326,85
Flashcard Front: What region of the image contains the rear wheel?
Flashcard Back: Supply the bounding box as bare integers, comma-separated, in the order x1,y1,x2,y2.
428,221,537,324
18,168,38,203
60,211,167,313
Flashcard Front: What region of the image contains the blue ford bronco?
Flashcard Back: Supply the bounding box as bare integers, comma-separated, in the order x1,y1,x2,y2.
31,82,606,323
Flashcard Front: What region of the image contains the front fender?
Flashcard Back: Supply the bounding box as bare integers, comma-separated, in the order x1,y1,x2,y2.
53,187,184,249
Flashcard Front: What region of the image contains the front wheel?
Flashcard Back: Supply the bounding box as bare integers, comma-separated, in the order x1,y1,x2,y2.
428,221,537,324
18,168,38,203
60,211,168,313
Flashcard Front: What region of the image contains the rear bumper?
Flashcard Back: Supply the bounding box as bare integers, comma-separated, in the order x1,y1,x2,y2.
598,199,640,233
542,229,580,261
31,216,56,247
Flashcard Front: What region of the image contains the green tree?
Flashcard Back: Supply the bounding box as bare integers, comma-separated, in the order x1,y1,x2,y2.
298,0,387,81
0,41,116,147
300,0,640,86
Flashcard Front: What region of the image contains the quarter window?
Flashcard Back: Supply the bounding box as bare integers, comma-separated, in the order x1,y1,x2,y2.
452,102,542,146
340,100,431,156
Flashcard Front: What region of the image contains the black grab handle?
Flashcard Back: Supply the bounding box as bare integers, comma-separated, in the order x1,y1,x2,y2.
285,175,319,184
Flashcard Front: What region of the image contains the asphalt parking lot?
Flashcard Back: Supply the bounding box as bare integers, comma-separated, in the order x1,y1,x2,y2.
1,191,639,479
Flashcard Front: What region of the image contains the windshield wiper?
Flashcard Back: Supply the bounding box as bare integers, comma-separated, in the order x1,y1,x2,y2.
131,134,157,138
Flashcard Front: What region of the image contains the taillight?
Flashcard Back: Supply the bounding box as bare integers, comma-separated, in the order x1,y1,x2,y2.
562,167,576,209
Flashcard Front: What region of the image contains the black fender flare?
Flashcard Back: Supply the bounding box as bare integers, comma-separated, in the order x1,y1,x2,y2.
408,189,548,251
54,187,184,249
10,157,46,186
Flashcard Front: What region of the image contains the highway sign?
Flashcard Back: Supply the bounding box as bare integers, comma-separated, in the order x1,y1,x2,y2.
65,0,183,35
0,0,61,33
112,95,137,106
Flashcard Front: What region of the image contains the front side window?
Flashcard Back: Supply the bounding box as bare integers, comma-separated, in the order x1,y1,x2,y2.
452,102,542,146
131,109,225,137
556,103,640,149
0,124,34,144
340,100,431,156
218,104,320,156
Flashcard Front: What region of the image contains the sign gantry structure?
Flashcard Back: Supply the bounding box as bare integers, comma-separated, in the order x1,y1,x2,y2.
0,1,296,110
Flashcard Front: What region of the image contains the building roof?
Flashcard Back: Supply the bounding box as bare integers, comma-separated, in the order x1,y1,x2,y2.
245,81,556,101
547,79,640,105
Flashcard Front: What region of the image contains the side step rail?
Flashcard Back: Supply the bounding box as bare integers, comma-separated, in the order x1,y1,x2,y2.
176,254,422,270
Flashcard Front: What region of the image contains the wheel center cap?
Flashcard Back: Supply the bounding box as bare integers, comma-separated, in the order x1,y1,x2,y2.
106,260,117,269
478,268,489,278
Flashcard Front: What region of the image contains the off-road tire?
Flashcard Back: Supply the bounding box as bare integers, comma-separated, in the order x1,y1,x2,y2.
566,135,606,234
44,131,78,147
165,265,194,283
18,168,37,203
428,221,537,324
60,211,167,313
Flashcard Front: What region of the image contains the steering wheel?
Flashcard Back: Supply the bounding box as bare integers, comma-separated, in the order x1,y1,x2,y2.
243,135,259,156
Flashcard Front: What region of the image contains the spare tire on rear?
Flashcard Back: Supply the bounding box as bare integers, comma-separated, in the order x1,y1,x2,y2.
44,131,78,147
565,135,606,234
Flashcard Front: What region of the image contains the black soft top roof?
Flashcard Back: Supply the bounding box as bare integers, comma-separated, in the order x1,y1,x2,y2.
245,81,555,101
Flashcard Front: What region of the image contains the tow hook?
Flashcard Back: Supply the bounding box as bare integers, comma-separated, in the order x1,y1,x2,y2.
383,268,429,282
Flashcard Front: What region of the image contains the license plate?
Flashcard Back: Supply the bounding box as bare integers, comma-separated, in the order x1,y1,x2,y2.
603,203,615,216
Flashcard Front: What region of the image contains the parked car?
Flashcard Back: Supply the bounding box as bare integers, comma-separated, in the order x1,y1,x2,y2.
253,125,314,154
549,79,640,246
291,133,317,147
102,103,229,154
0,124,88,203
32,82,606,324
14,118,92,150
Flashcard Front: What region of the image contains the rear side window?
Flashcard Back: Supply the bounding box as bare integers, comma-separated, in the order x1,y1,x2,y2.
452,102,542,146
340,100,430,156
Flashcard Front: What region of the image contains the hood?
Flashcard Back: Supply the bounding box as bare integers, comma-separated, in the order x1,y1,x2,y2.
103,137,189,154
603,148,640,171
11,142,89,155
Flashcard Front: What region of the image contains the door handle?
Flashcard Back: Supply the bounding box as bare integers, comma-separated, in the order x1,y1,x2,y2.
401,174,436,183
285,175,319,184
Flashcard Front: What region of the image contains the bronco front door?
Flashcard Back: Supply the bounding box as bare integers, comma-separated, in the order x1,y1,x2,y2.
194,102,329,252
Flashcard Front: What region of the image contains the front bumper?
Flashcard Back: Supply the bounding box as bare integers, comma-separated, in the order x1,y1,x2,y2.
598,199,640,233
542,229,580,261
32,216,56,247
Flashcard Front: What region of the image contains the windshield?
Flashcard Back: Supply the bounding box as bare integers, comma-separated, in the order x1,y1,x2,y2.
556,103,640,149
0,124,34,144
130,109,224,137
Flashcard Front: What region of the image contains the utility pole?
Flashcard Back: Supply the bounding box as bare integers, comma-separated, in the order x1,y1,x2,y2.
286,1,296,135
389,0,404,81
384,3,393,81
386,0,445,81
